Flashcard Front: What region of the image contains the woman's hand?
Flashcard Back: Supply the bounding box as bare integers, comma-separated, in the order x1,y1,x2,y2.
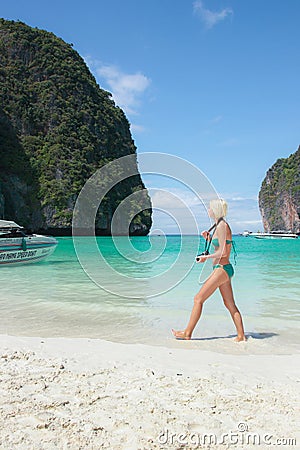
196,254,209,263
201,230,210,240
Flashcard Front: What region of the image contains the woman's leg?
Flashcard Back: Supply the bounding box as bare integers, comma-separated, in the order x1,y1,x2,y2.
172,269,228,339
219,280,246,341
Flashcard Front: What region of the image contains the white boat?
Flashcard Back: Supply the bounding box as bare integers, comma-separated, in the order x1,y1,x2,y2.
243,230,298,239
0,220,58,265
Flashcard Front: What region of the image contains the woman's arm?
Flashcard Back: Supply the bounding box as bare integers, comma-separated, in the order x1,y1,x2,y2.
198,221,229,262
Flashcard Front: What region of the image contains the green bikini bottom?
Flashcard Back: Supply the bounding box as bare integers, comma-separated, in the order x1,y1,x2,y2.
213,263,234,279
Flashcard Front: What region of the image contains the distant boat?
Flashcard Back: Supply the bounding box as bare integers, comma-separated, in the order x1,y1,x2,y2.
243,230,298,239
0,220,58,265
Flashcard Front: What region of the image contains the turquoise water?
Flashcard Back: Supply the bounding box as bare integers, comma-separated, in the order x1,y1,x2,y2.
0,235,299,354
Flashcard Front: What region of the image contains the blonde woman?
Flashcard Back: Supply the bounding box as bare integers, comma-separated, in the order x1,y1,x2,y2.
172,198,246,342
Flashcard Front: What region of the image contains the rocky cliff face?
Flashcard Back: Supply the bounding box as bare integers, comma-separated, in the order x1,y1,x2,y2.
0,183,4,218
259,146,300,233
0,19,152,235
0,105,44,228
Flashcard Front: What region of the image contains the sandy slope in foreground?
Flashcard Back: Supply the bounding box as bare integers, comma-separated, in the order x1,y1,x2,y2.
0,335,299,449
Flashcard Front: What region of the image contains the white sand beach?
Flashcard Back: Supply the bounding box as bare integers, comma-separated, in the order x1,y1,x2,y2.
0,334,299,449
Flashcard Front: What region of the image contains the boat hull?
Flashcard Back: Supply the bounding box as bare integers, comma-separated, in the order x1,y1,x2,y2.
254,235,298,239
0,235,58,265
243,231,298,239
249,233,298,240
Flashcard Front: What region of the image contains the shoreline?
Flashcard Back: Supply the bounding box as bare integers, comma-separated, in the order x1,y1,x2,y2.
2,317,299,356
1,333,300,378
0,334,299,449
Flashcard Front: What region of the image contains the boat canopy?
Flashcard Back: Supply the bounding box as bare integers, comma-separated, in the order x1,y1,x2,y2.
0,220,22,229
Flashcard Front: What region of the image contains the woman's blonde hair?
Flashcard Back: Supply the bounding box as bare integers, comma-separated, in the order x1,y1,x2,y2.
210,198,228,220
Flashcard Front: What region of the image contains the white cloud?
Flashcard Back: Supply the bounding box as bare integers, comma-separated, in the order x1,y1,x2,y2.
230,196,258,202
218,137,239,147
234,220,263,225
147,187,263,234
193,1,233,29
130,124,147,133
150,187,205,209
209,115,223,125
200,115,223,135
148,187,209,234
84,57,151,116
225,197,263,232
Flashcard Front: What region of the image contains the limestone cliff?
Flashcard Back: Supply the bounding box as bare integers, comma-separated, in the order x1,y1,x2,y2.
259,146,300,233
0,19,152,235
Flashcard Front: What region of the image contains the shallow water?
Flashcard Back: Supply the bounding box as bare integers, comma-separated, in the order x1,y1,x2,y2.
0,235,299,355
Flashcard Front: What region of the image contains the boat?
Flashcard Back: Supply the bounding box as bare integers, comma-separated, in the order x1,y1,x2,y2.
0,220,58,265
243,230,298,239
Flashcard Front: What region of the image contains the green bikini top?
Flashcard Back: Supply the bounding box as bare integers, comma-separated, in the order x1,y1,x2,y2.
212,238,233,247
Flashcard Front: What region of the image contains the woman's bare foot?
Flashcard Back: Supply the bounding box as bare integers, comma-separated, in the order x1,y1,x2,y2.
234,335,247,342
172,329,192,340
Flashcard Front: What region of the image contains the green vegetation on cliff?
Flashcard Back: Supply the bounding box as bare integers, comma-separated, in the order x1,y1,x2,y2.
0,18,152,234
259,146,300,232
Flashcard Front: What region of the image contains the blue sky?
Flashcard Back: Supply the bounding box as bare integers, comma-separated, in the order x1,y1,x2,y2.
2,1,300,233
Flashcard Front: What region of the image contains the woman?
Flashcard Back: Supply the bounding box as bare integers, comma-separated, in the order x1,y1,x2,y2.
172,198,246,342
